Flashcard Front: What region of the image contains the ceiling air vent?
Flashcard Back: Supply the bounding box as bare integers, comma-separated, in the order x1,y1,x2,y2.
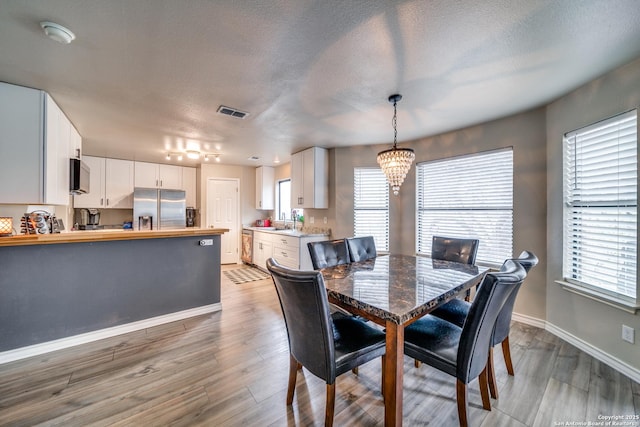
217,105,249,119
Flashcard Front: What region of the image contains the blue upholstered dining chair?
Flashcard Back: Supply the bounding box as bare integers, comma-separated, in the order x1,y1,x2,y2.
346,236,377,262
404,260,527,427
429,251,539,399
266,258,386,427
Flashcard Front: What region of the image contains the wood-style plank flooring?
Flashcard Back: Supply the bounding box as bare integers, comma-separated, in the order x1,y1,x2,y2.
1,265,638,426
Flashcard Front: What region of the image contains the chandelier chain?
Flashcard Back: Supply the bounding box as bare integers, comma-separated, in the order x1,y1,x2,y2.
392,99,398,148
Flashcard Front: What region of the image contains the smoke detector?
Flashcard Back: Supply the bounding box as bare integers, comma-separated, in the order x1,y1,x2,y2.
40,21,75,44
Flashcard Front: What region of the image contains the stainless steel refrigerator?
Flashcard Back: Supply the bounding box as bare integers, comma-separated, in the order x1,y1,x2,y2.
133,188,186,230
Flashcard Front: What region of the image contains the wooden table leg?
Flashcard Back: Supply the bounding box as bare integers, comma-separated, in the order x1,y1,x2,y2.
383,320,404,426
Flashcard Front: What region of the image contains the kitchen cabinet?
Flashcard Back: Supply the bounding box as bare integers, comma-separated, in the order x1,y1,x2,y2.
271,232,328,270
0,82,76,205
255,166,274,210
69,125,82,159
182,166,197,207
74,156,134,209
134,161,182,189
252,230,273,270
290,146,328,209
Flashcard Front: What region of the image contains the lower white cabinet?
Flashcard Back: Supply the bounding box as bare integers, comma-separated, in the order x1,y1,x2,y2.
253,230,328,271
74,156,134,209
253,231,273,270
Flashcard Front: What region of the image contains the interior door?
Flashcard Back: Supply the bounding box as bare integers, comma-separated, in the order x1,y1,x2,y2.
206,178,239,264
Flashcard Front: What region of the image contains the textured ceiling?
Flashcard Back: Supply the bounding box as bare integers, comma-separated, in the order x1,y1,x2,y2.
1,0,639,166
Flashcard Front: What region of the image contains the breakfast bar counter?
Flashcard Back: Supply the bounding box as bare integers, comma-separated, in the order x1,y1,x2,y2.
0,228,228,360
0,227,228,247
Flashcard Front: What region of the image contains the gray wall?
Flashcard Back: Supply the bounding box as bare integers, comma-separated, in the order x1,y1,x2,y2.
546,57,640,370
0,235,221,351
333,108,548,320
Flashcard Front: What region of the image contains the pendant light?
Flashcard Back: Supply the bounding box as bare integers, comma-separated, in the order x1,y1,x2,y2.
377,94,415,195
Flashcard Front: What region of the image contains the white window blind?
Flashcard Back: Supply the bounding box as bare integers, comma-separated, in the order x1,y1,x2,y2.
354,168,389,251
563,110,637,300
416,149,513,265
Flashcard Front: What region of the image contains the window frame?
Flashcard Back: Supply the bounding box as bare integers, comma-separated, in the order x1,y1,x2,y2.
353,167,390,252
561,109,638,306
415,148,514,267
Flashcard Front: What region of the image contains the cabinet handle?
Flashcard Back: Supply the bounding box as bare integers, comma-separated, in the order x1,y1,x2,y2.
259,201,261,207
76,148,80,158
160,180,163,187
106,198,109,206
100,198,104,206
281,252,287,257
156,179,159,187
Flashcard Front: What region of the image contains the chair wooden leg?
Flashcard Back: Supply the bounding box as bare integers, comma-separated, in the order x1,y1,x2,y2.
464,288,471,302
352,367,358,375
381,355,386,399
501,336,515,376
325,382,336,427
287,354,298,405
297,362,303,370
478,366,492,410
487,347,499,399
456,379,469,427
414,359,421,368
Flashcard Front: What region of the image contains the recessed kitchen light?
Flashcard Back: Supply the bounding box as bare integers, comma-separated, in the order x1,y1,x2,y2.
40,21,76,44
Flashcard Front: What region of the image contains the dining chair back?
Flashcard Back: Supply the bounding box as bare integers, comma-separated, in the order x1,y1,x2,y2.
266,258,386,427
346,236,377,262
404,260,527,427
307,239,351,270
431,235,479,265
431,235,480,302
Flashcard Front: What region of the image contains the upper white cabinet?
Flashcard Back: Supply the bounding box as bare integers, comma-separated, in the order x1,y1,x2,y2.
74,156,134,209
182,166,197,207
256,166,274,210
291,147,328,209
0,82,76,205
134,162,182,189
69,125,82,159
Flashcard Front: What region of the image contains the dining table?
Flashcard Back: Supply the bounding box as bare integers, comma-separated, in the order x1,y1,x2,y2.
320,253,489,427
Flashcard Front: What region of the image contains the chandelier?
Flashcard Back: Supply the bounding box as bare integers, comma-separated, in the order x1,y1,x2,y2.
377,94,415,195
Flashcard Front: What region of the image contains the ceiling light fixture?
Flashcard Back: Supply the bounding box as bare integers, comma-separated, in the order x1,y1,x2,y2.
377,94,415,196
40,21,76,44
186,150,200,160
166,151,221,163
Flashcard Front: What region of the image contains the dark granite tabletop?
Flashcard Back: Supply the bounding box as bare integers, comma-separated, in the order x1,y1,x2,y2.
321,254,488,325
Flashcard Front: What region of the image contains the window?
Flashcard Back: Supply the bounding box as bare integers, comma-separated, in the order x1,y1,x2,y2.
277,179,302,222
416,149,513,266
563,110,637,300
354,168,389,251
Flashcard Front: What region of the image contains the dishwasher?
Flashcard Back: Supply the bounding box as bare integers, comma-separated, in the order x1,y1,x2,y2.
241,229,253,264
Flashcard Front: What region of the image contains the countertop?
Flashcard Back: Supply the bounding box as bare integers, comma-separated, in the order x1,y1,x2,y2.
244,226,330,238
0,228,229,247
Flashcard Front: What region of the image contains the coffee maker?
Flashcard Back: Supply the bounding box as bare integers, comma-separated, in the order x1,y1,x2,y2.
79,208,101,230
186,207,196,227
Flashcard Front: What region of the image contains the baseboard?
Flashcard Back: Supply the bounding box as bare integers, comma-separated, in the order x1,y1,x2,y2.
512,312,640,383
0,303,222,365
512,312,547,329
545,322,640,384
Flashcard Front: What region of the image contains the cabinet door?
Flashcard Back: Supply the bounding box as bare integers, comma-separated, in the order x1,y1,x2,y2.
69,125,82,159
256,166,274,210
105,159,134,208
290,151,304,208
159,164,182,189
0,83,43,204
134,161,159,188
182,167,197,207
44,95,70,206
74,156,105,208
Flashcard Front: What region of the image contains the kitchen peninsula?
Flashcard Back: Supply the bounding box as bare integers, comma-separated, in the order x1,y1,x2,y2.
0,228,227,361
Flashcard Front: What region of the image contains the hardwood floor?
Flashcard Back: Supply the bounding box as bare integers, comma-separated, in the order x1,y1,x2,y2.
1,265,638,426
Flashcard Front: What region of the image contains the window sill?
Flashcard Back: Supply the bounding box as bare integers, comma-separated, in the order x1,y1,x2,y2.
555,280,639,314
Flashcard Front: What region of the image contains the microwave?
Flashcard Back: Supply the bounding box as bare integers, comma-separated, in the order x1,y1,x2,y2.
69,158,90,194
